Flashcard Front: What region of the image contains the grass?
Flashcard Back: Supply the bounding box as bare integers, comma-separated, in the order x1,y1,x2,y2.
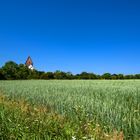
0,80,139,139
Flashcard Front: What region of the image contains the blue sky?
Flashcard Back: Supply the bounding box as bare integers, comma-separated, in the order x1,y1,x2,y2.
0,0,140,74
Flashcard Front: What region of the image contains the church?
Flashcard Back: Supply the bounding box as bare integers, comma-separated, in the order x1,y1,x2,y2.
25,56,34,70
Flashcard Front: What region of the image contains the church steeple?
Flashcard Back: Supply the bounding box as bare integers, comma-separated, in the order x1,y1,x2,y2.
25,56,34,70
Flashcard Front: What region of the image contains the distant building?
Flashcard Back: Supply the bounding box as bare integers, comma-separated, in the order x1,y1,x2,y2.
25,56,34,70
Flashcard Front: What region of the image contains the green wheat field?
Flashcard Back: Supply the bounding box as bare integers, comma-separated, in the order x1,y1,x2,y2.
0,80,140,139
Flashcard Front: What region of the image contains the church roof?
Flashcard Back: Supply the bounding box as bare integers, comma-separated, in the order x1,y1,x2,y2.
25,56,33,66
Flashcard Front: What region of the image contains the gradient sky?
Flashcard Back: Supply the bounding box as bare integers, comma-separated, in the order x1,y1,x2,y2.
0,0,140,74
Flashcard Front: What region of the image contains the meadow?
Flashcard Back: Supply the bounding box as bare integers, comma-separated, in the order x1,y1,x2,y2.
0,80,139,139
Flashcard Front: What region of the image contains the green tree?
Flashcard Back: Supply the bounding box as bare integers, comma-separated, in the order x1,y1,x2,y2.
134,74,140,79
54,71,67,79
124,75,134,79
16,64,30,79
89,73,97,79
102,73,111,79
66,72,74,79
79,72,90,79
117,74,124,79
40,72,54,80
0,69,5,80
2,61,18,80
111,74,118,80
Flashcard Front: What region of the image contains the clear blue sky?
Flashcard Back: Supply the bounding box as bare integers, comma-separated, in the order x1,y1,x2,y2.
0,0,140,74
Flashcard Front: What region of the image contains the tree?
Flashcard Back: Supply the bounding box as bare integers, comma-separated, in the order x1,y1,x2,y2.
111,74,118,80
0,69,5,80
117,74,124,79
79,72,90,79
102,73,111,79
40,72,54,80
1,60,140,80
124,75,134,79
88,73,97,79
28,70,40,79
134,74,140,79
65,72,74,79
2,61,18,80
16,64,30,79
38,71,45,79
54,71,67,79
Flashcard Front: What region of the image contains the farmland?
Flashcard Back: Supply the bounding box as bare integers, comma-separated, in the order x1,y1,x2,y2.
0,80,140,139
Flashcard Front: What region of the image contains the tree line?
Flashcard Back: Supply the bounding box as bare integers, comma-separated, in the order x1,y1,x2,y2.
0,61,140,80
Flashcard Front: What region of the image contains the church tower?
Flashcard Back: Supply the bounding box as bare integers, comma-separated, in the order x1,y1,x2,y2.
25,56,34,70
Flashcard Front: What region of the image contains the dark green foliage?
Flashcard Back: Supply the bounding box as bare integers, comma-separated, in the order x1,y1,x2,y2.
27,70,40,79
54,70,68,79
102,73,112,79
125,75,135,79
1,60,140,80
135,74,140,79
2,61,19,80
79,72,98,79
111,74,118,80
0,69,5,80
65,72,74,79
1,61,41,80
40,72,54,79
117,74,124,79
17,64,30,79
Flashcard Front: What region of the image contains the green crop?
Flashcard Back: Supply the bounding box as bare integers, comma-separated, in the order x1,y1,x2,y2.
0,80,139,139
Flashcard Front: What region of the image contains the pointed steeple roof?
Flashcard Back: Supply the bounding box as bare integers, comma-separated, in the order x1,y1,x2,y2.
25,56,33,66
